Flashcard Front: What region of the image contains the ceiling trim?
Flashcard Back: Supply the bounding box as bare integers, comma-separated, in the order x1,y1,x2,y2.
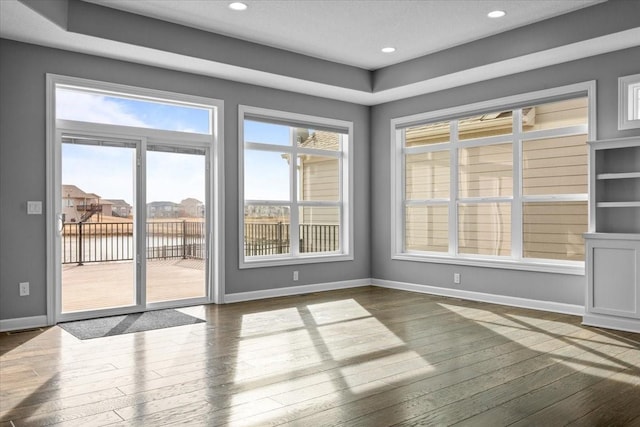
2,0,639,106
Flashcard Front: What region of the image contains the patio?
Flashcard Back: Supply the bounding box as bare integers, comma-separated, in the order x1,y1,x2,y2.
61,258,206,312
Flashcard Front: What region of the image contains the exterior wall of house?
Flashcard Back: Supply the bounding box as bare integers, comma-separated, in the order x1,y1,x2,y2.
301,156,340,225
0,39,370,321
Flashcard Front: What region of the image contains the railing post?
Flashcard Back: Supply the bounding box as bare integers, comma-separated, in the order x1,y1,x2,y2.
77,222,84,266
182,220,187,259
277,221,282,254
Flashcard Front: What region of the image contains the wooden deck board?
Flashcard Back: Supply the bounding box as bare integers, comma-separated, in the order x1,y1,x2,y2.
1,287,639,426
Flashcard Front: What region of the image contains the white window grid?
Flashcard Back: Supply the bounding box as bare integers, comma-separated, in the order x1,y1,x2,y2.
239,106,353,268
401,113,588,259
391,82,596,274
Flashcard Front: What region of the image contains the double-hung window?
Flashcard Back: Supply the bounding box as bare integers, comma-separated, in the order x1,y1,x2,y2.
239,106,353,268
392,83,595,274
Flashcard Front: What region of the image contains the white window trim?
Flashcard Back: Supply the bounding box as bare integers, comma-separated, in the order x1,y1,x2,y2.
238,105,354,269
46,74,225,325
390,81,596,276
618,73,640,130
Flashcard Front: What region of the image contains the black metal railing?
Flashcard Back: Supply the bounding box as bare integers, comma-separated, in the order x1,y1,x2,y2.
62,221,339,264
62,221,205,264
243,222,339,256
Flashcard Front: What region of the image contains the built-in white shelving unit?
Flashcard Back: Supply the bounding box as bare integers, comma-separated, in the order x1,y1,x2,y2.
584,136,640,333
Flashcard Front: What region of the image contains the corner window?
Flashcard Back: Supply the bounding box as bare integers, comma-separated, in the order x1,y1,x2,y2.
619,73,640,130
392,83,595,274
239,106,353,268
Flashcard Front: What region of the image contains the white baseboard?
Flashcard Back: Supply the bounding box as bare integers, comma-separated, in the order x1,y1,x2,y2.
1,279,587,331
0,315,49,333
372,278,585,317
582,313,640,334
224,278,372,303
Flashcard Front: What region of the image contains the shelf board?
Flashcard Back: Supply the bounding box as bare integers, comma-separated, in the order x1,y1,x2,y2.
596,172,640,180
596,201,640,208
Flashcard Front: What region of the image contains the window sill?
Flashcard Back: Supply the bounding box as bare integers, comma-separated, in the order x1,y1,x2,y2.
391,253,585,275
240,253,354,269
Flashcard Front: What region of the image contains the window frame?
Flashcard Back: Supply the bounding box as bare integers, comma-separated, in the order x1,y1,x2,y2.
391,81,596,275
618,73,640,130
238,105,354,269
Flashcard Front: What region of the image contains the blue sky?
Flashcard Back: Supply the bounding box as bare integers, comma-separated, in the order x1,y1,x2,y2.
59,90,207,205
244,120,291,201
57,88,210,133
58,91,291,205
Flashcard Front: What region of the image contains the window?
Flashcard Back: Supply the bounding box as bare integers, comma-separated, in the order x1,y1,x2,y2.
619,73,640,130
392,82,595,274
239,106,353,268
56,86,212,134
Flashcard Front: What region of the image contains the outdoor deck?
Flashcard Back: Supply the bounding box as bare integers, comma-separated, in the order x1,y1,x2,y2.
61,258,205,312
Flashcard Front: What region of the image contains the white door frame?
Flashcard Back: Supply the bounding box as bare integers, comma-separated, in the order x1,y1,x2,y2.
46,74,225,324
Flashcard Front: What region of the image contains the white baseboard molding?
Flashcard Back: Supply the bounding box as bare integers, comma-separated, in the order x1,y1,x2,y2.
224,278,372,303
0,315,49,333
372,278,585,316
582,313,640,334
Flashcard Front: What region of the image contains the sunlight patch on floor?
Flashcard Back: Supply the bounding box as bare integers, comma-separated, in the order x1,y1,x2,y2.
339,350,435,389
232,298,427,398
306,299,372,325
239,307,305,337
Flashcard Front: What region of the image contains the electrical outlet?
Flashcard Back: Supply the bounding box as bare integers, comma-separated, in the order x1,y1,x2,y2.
293,271,299,281
453,273,461,284
19,282,30,296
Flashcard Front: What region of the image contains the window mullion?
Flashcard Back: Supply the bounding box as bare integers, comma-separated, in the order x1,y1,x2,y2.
449,121,459,256
512,109,523,260
398,129,406,254
290,128,300,257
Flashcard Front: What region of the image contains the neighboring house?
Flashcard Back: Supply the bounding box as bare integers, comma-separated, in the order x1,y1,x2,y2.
147,201,181,219
104,199,132,218
61,184,109,222
180,198,204,218
298,131,340,226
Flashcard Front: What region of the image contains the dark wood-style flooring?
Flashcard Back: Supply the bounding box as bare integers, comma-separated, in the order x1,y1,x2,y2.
1,286,639,426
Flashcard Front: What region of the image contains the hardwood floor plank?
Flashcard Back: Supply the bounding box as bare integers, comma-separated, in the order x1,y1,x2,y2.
1,287,638,427
47,410,124,427
508,357,640,426
566,383,640,426
450,345,640,427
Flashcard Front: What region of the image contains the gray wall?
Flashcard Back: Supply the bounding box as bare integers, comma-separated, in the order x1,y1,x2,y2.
0,39,370,321
2,37,639,322
370,46,640,306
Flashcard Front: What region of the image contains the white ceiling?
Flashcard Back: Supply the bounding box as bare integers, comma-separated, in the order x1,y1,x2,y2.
83,0,603,70
1,0,638,105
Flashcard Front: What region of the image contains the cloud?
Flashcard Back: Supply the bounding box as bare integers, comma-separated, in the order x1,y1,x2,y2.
56,90,151,128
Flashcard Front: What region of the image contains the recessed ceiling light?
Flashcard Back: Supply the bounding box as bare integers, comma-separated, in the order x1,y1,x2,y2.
488,10,506,18
381,47,396,53
229,2,248,11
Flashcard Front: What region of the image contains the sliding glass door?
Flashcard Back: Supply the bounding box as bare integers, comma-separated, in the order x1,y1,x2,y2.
58,135,211,318
146,146,207,303
60,137,139,313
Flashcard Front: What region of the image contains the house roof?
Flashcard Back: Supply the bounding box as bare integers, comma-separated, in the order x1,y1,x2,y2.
299,131,340,151
147,201,180,207
62,184,100,199
104,199,132,208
